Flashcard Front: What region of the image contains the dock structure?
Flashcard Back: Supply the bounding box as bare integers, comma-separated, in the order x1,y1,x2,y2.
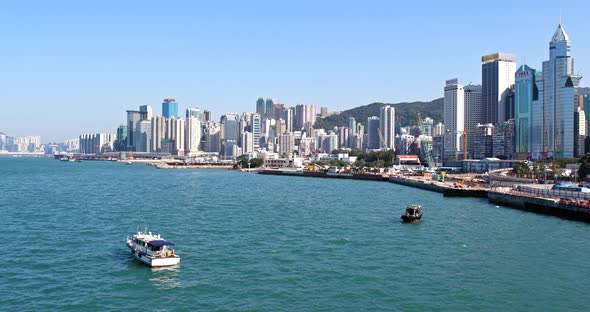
258,168,590,223
488,191,590,222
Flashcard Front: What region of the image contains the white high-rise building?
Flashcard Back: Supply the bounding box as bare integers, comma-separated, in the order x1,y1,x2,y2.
150,116,165,153
250,113,261,150
242,131,254,154
444,78,465,160
165,118,185,156
279,132,295,156
79,133,115,154
434,122,445,136
379,105,395,150
185,116,202,155
285,107,294,133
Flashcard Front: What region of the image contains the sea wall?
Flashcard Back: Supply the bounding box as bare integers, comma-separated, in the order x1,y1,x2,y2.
488,191,590,222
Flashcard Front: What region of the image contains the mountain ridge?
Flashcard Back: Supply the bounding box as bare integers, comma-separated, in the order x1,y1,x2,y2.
314,98,444,130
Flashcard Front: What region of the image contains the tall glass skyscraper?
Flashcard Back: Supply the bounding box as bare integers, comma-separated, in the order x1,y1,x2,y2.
162,99,178,118
541,24,582,158
514,65,538,155
126,110,140,151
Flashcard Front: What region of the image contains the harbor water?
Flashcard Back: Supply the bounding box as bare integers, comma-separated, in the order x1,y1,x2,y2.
1,157,590,311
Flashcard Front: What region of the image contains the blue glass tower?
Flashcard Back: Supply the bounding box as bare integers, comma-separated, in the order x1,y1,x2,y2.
162,99,178,118
514,64,538,155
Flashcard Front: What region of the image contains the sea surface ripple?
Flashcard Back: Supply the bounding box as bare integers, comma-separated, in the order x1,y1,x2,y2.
1,158,589,311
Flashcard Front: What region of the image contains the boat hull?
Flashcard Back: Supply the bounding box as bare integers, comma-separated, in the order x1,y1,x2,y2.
127,243,180,267
400,215,422,223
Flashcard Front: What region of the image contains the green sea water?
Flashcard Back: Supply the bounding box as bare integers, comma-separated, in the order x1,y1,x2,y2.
1,157,589,311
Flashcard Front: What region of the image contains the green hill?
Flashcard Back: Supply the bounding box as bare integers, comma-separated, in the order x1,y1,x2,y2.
315,98,443,130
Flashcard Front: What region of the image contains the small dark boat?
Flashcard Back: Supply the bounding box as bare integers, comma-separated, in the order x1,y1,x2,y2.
401,205,423,223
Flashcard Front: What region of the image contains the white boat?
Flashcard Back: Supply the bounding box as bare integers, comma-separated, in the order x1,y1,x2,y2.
126,231,180,267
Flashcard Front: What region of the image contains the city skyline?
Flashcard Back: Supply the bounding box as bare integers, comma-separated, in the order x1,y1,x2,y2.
1,1,589,142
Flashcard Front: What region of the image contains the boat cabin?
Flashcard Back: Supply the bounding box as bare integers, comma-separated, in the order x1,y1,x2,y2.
131,236,175,258
405,205,422,217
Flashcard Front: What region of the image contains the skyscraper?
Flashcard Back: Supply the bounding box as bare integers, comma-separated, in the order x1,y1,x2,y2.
541,24,582,158
256,98,265,117
584,95,590,132
162,98,178,118
295,104,305,130
379,106,395,150
220,114,239,157
186,107,201,120
203,110,213,122
265,99,278,120
274,103,286,121
171,118,185,155
242,131,254,154
349,117,357,136
575,106,586,157
482,53,516,124
185,116,202,155
150,116,165,153
443,78,464,160
285,107,294,133
464,84,482,158
514,64,539,156
250,113,261,150
115,125,127,151
305,104,317,128
338,127,349,149
348,117,357,149
366,116,380,150
139,105,153,121
126,110,140,151
136,120,152,152
278,132,295,156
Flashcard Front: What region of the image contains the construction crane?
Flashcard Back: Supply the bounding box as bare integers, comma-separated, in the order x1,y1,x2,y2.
445,127,493,160
377,128,387,150
417,114,436,169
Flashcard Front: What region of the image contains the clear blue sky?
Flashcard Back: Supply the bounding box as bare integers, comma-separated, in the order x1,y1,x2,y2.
1,0,588,142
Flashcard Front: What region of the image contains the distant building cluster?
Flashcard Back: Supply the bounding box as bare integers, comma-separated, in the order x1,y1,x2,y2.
0,133,42,153
65,23,588,167
73,93,406,162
